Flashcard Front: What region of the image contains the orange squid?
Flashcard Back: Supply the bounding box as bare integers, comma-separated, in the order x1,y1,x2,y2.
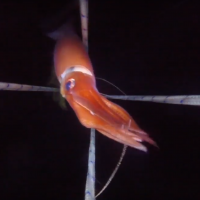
48,24,157,152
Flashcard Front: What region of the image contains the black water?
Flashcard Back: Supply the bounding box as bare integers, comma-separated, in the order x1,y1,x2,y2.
0,0,200,199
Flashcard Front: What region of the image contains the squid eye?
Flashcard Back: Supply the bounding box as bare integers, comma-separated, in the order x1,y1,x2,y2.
65,78,75,91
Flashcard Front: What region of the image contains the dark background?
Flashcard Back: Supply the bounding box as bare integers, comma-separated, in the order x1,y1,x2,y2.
0,0,200,199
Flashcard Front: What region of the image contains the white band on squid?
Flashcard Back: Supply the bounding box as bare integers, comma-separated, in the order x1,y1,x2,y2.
59,65,94,83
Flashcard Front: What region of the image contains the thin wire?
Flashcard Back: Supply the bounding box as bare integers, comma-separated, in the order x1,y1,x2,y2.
95,77,128,198
95,145,127,198
96,77,126,96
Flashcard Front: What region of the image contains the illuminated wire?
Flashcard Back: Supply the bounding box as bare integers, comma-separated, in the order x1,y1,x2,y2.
0,82,58,92
102,94,200,106
79,0,96,200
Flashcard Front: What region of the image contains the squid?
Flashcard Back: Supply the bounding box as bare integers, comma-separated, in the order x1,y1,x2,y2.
48,24,157,152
